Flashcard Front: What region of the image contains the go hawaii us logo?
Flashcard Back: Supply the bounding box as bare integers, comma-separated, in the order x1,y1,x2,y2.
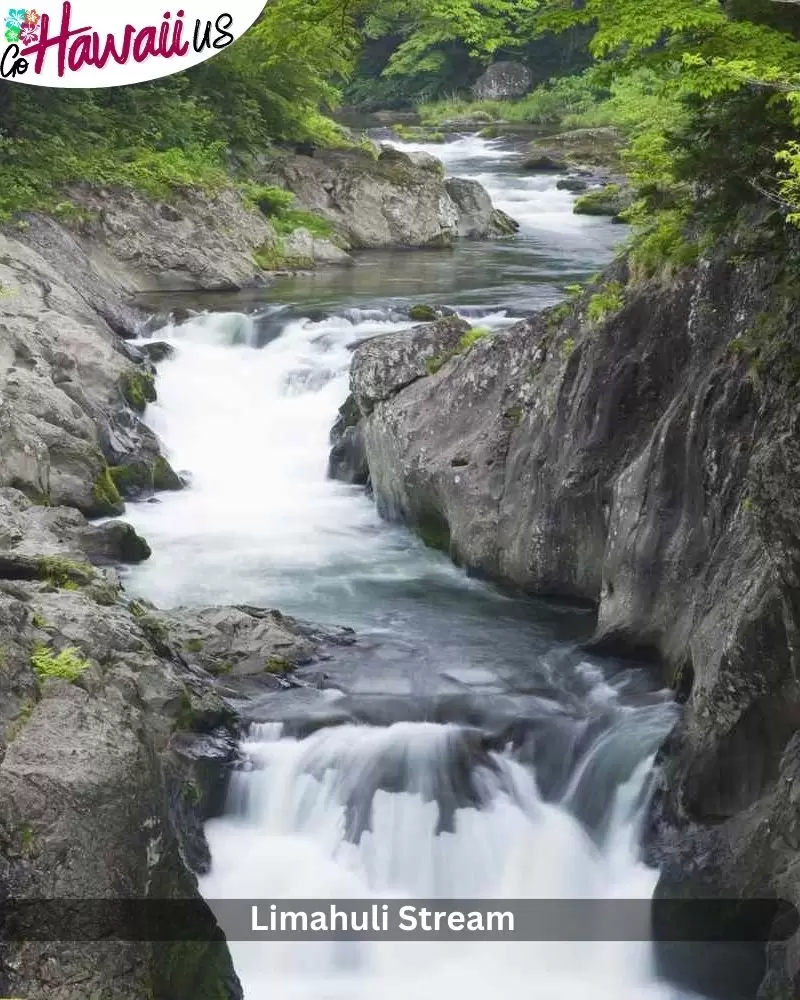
0,0,267,86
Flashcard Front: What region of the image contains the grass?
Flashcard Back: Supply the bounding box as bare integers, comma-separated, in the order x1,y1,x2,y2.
241,182,334,238
37,556,95,589
425,326,492,375
31,643,91,682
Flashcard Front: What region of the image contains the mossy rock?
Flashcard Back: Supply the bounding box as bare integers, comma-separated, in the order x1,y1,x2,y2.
573,184,632,220
110,457,183,498
90,466,124,517
120,369,157,413
409,304,438,322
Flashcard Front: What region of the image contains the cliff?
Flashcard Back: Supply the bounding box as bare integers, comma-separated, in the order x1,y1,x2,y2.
331,251,800,996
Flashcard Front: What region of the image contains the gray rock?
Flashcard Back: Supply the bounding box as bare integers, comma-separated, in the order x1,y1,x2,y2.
282,226,352,267
257,147,464,249
0,234,170,516
445,178,520,238
332,256,800,994
350,316,471,416
472,61,532,101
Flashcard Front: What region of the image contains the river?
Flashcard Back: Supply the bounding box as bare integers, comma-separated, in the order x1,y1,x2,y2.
122,133,692,999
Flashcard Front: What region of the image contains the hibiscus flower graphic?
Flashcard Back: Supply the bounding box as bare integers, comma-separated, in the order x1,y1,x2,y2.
5,8,26,29
4,25,19,42
24,9,39,27
18,21,36,42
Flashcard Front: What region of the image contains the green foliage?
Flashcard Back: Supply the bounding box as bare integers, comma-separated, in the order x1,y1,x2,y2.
185,638,204,654
31,643,91,683
37,557,95,589
587,281,625,323
418,72,600,125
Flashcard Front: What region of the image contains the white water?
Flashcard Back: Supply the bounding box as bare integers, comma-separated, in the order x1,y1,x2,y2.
123,135,690,1000
201,723,686,1000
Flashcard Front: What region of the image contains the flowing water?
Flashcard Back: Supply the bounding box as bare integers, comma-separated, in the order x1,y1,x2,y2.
123,133,694,999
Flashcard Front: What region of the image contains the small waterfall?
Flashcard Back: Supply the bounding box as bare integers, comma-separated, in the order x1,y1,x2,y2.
201,720,687,1000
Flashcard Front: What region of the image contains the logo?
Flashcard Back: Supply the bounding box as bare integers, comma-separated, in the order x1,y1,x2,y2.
0,0,267,87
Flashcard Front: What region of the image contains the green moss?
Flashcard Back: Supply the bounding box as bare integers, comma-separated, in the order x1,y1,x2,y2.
120,369,157,413
265,657,292,674
37,556,95,589
587,281,625,324
110,457,183,497
504,405,524,426
207,661,234,676
19,823,35,852
31,642,91,682
424,327,491,376
31,611,51,630
185,638,204,654
416,509,451,554
409,304,438,322
573,184,627,218
458,327,491,351
153,456,183,491
91,465,124,516
562,336,577,358
253,241,286,271
140,614,170,649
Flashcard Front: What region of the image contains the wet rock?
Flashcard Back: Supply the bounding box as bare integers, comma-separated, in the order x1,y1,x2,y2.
139,340,176,364
472,61,532,101
445,178,520,238
522,154,569,172
334,252,800,994
556,177,589,193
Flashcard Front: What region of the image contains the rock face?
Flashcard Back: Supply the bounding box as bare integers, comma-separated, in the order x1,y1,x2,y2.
0,177,363,998
332,256,800,994
0,231,182,516
472,61,532,101
259,146,516,248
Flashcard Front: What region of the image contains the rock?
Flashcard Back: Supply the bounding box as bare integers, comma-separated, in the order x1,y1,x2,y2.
472,61,532,101
350,316,471,416
20,185,279,294
557,177,589,193
573,183,633,220
0,486,149,571
522,154,569,172
282,226,352,267
445,178,520,238
139,340,176,364
256,147,506,250
0,232,177,517
526,128,625,172
332,254,800,994
328,397,369,486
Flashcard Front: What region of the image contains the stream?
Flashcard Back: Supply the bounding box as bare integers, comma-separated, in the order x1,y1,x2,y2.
123,133,693,999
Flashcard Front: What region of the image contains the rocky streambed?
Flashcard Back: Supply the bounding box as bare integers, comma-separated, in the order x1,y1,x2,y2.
1,130,797,1000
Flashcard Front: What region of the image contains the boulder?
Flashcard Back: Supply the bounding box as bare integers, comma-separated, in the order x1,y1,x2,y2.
445,178,520,238
526,127,625,172
256,147,464,249
573,183,634,220
472,61,532,101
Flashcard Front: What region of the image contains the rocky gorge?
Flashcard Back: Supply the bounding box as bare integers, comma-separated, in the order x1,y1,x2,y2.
330,250,800,994
1,119,798,1000
0,144,512,999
